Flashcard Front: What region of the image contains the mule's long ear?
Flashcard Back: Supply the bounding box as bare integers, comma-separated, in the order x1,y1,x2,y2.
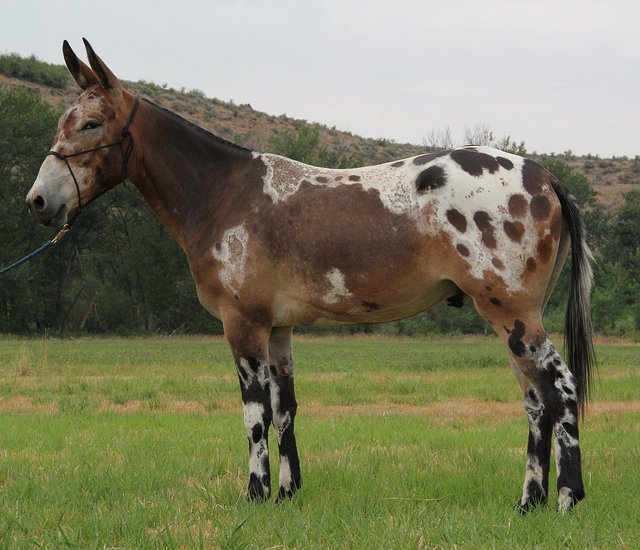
83,38,122,93
63,40,97,90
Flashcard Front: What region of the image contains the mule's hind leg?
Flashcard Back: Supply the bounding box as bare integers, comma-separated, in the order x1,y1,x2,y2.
502,320,585,512
224,316,273,500
268,326,302,501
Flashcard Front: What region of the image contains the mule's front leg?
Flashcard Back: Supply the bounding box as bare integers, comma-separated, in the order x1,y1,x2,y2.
269,327,302,501
226,320,273,501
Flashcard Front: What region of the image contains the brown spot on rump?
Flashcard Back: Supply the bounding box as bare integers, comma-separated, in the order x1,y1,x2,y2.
490,297,502,307
391,160,405,167
362,301,380,311
415,165,447,193
530,195,551,220
521,159,548,196
508,194,528,218
413,150,450,165
316,176,329,183
496,156,514,170
456,244,470,257
446,209,467,233
348,175,361,182
473,211,497,249
526,257,537,272
537,234,553,264
450,148,500,177
492,257,505,270
335,176,343,181
503,220,525,242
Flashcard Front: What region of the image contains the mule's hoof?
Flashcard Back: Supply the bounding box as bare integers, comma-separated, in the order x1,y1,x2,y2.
516,481,548,515
516,494,547,515
274,478,302,504
246,473,270,502
557,487,584,513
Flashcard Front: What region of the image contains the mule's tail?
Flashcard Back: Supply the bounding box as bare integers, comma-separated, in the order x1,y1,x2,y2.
551,179,596,416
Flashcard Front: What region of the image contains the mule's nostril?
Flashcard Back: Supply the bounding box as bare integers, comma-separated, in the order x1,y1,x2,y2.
33,195,45,211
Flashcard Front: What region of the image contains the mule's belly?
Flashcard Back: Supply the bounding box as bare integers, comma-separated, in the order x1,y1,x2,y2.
271,278,457,327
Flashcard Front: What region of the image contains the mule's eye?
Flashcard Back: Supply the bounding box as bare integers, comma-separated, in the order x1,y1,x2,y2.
81,121,101,131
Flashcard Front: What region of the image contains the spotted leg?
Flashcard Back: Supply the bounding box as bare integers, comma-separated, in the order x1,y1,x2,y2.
268,326,302,501
225,318,273,501
511,356,552,512
506,323,585,513
548,348,585,512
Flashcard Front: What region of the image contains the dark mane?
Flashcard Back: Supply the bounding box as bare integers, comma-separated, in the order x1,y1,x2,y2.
141,98,254,155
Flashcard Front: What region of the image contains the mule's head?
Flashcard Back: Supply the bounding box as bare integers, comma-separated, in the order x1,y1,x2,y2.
26,39,136,227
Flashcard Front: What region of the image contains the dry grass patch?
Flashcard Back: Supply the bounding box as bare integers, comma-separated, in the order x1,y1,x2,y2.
0,395,55,414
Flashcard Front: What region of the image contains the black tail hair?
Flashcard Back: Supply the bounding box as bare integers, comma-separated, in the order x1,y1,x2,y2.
551,179,596,417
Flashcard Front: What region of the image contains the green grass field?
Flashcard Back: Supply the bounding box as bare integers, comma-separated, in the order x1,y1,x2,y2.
0,335,638,548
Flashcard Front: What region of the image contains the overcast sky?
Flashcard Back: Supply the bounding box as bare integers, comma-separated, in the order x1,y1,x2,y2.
2,0,638,157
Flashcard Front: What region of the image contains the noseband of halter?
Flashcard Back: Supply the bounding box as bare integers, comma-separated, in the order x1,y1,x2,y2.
46,96,140,219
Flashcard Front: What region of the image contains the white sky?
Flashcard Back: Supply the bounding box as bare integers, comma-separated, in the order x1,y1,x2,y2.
2,0,639,157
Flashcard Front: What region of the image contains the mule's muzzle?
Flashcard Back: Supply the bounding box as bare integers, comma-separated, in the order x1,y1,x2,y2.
26,190,68,227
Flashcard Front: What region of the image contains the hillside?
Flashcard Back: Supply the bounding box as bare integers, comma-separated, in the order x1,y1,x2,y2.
1,63,638,211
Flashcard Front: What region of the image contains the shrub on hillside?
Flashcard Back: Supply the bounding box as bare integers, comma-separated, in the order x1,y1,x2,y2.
0,53,69,89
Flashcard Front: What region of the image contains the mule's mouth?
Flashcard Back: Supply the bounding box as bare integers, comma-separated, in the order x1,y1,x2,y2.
50,205,70,228
30,203,69,228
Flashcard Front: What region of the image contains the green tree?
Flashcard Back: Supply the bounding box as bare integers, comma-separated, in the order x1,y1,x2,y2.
607,190,640,268
270,126,362,168
0,86,62,331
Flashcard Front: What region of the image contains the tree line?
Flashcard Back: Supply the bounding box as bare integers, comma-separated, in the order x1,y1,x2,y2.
1,85,639,338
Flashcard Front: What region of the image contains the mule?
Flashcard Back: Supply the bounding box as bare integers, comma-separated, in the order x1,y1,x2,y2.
26,40,595,512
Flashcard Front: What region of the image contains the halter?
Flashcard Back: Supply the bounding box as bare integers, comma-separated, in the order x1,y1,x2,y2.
46,96,140,221
1,97,140,276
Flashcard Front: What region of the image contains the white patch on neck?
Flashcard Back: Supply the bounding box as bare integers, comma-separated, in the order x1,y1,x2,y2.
322,268,353,304
212,223,248,295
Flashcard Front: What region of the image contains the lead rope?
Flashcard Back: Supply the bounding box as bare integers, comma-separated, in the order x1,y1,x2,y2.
0,225,71,275
0,97,139,276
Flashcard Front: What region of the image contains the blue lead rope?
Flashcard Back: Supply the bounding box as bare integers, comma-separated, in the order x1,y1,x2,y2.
0,224,71,275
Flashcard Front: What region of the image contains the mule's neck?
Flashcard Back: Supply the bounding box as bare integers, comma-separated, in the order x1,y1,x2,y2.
127,98,259,250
